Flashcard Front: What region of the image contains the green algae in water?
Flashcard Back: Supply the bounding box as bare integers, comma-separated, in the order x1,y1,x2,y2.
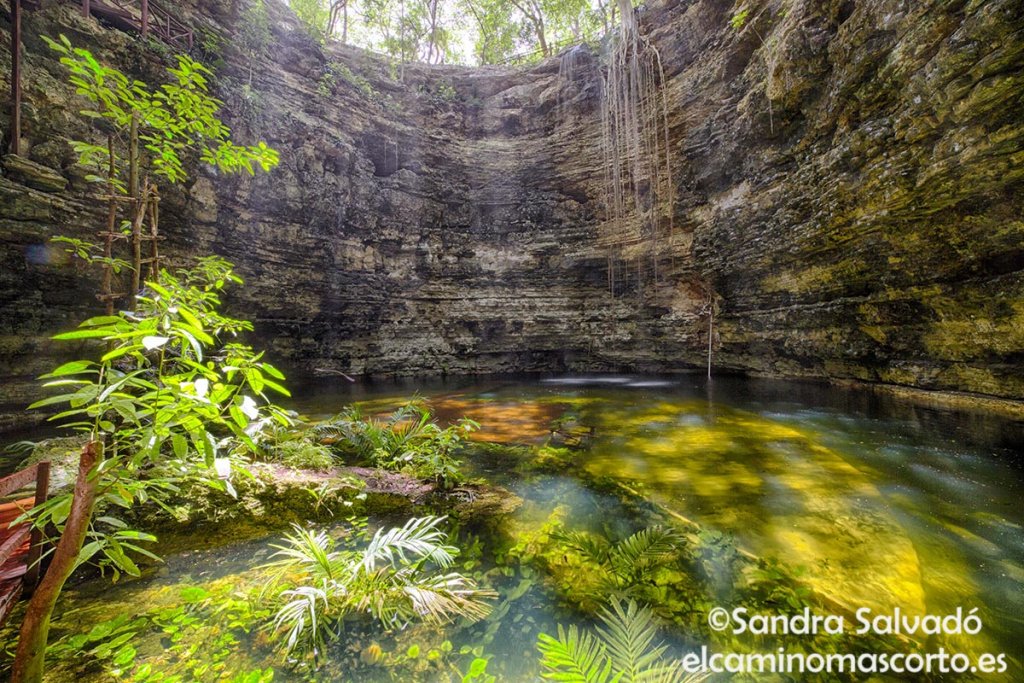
6,376,1023,681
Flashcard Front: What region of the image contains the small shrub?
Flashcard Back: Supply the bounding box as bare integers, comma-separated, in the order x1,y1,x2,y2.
262,516,494,665
730,7,750,29
315,404,477,489
319,61,376,100
273,439,335,470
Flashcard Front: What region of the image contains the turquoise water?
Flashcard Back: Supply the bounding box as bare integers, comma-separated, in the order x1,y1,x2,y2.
5,375,1023,681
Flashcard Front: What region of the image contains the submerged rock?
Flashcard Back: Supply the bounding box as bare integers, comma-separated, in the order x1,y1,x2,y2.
17,435,88,491
134,462,522,552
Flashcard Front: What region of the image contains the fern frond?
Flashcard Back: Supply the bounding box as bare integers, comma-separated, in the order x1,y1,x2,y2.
596,599,667,683
537,624,615,683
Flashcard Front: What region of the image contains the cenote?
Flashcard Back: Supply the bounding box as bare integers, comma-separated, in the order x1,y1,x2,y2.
3,375,1022,681
1,0,1023,682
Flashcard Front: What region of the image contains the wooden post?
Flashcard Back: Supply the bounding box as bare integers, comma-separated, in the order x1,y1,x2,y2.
82,0,90,17
128,112,139,199
11,442,102,683
129,180,147,306
148,190,160,280
10,0,21,156
23,462,50,592
140,0,149,37
101,137,117,317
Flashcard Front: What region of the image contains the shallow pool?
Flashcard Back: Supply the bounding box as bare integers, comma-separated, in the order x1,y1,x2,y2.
10,375,1024,681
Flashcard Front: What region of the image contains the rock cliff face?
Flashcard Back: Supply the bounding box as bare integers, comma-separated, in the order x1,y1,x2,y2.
0,0,1021,429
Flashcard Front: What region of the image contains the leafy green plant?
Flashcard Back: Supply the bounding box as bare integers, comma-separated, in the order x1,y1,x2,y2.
730,7,750,30
46,613,148,671
272,439,336,470
262,516,494,666
10,258,291,682
44,35,278,184
691,528,741,600
40,35,280,322
420,79,458,107
229,670,275,683
537,599,709,683
41,581,278,681
318,61,376,99
317,403,478,488
239,0,272,85
304,478,366,518
461,656,496,682
554,526,684,596
744,557,812,613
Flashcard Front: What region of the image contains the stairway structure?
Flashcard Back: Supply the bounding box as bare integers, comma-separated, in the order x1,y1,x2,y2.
79,0,194,50
0,462,50,627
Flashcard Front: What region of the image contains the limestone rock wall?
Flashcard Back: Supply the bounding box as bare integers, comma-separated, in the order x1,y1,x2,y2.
0,0,1021,431
662,0,1024,398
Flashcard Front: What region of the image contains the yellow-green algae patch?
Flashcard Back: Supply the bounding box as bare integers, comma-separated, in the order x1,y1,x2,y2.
582,403,929,617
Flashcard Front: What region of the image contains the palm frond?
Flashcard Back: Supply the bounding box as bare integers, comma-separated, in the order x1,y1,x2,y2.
402,572,495,623
537,624,615,683
264,515,490,660
595,599,667,683
271,584,331,657
635,667,711,683
608,527,682,581
359,515,457,572
265,525,343,583
344,567,417,627
554,530,614,566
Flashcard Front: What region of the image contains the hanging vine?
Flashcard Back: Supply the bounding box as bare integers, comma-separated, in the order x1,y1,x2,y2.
598,0,675,296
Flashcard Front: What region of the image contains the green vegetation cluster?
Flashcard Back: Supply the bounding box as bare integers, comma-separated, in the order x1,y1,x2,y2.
290,0,644,66
1,16,975,683
311,402,479,488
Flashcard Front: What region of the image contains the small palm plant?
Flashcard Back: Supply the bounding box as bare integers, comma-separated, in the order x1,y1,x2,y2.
263,516,494,664
314,403,478,488
537,599,709,683
555,526,685,595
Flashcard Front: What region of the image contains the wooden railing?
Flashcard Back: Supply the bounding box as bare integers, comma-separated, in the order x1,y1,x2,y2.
81,0,194,51
0,462,50,627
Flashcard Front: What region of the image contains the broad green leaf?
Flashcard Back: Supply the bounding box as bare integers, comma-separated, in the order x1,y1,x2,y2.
28,393,77,410
40,360,97,378
142,335,170,350
52,329,113,340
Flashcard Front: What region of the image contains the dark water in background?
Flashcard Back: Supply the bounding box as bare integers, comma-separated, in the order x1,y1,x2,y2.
6,373,1024,680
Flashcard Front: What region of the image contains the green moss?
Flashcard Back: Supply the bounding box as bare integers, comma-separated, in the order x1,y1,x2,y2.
17,435,89,490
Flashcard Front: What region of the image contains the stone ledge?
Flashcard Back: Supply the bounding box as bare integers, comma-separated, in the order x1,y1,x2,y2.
1,154,67,193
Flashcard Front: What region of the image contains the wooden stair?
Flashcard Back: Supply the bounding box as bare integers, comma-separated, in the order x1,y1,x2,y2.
0,462,50,627
79,0,194,51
